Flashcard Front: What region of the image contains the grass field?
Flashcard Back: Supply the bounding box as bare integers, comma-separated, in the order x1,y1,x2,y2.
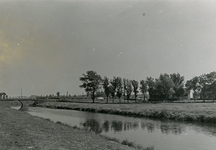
37,101,216,124
62,98,142,104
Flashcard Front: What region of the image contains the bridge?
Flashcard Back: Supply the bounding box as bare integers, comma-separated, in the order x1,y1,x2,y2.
0,92,7,99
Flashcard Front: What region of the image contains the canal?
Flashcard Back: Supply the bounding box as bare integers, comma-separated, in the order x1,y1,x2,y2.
24,107,216,150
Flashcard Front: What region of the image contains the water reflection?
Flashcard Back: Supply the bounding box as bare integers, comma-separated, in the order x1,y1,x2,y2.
79,118,187,136
102,121,109,132
111,121,123,132
80,119,140,133
192,123,216,137
27,107,216,150
81,119,102,134
124,122,139,131
160,123,184,135
27,107,216,137
141,122,156,133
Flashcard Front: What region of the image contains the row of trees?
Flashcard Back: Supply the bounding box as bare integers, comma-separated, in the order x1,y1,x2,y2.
103,77,140,103
79,70,216,103
185,71,216,100
79,70,186,103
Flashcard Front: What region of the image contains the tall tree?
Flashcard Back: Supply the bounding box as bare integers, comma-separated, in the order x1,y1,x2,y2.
198,74,208,100
110,77,118,103
185,76,198,90
125,79,132,102
79,70,102,103
116,77,123,103
168,88,175,99
206,71,216,84
211,81,216,100
186,71,216,100
140,80,148,101
175,84,185,99
170,73,185,99
131,80,139,102
195,72,216,100
205,71,216,100
170,73,184,87
185,76,202,100
123,78,127,101
103,77,111,103
156,73,175,100
56,92,60,97
146,77,155,100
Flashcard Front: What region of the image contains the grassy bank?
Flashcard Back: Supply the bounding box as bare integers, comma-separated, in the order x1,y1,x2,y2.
0,101,147,150
37,101,216,124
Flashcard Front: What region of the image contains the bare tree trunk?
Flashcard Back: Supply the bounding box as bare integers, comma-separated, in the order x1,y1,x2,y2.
106,96,108,103
143,93,145,102
92,92,95,103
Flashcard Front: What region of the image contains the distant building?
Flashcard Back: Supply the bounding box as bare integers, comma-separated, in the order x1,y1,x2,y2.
189,90,194,99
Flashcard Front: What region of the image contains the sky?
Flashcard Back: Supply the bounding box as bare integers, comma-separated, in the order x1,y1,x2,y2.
0,0,215,97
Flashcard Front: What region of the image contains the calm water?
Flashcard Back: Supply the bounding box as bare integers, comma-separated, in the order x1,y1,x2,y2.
25,107,216,150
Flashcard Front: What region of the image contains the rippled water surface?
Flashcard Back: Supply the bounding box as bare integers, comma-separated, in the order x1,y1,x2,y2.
27,107,216,150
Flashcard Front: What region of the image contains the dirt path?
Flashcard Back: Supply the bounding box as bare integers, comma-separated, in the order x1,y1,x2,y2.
0,101,134,150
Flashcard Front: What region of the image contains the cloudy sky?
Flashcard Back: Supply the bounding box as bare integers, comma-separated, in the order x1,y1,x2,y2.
0,0,215,97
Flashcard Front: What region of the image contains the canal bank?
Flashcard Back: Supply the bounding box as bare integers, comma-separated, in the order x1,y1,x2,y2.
37,102,216,124
0,101,139,150
27,106,216,150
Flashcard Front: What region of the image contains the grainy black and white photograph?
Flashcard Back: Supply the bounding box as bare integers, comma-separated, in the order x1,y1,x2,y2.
0,0,216,150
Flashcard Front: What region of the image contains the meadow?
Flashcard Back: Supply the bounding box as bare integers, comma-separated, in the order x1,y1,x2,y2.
37,100,216,124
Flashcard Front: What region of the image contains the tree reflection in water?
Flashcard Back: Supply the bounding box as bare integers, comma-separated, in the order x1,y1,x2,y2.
124,122,139,131
81,119,140,133
111,121,123,132
79,115,216,137
141,121,186,135
141,122,156,133
80,118,189,135
81,119,102,134
159,123,186,135
102,121,109,133
28,107,216,150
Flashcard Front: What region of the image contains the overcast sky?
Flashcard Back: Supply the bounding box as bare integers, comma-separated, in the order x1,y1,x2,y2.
0,0,215,97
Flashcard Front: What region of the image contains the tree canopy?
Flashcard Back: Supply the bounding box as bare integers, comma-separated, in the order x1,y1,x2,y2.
140,80,148,100
79,70,216,102
79,70,102,103
102,77,111,103
131,80,139,101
